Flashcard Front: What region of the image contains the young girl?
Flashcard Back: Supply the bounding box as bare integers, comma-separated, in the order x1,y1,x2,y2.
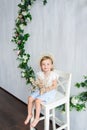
24,55,59,128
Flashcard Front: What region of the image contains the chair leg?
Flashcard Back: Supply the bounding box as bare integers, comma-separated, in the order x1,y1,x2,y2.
65,102,70,130
44,108,50,130
52,108,56,130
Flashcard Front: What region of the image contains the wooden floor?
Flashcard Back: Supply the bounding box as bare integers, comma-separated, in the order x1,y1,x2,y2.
0,87,53,130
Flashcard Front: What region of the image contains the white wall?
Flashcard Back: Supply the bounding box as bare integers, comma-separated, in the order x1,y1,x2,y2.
0,0,87,130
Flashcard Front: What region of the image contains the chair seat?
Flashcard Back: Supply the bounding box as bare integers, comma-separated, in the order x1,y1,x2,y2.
41,91,67,109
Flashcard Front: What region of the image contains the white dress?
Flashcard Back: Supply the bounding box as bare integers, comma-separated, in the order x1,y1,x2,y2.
31,70,59,103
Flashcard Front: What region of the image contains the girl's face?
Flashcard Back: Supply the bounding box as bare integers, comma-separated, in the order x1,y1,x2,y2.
40,59,53,73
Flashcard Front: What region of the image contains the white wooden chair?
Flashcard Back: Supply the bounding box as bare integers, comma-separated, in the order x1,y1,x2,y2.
30,70,72,130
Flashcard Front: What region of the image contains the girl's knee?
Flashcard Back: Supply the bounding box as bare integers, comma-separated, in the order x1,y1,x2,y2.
35,98,41,103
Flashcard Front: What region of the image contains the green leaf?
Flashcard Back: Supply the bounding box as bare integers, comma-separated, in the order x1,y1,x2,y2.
84,80,87,87
24,33,30,41
80,82,86,87
43,0,47,5
84,75,87,79
78,92,87,101
75,83,80,88
76,104,86,111
18,3,26,9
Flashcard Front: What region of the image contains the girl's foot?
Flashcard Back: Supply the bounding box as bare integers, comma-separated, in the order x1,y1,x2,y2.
30,119,39,128
24,115,32,125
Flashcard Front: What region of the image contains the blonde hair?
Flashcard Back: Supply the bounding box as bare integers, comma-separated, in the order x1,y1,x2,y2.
40,55,54,71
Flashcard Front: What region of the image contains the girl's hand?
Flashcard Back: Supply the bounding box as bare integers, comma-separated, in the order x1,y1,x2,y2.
36,79,44,89
40,87,46,95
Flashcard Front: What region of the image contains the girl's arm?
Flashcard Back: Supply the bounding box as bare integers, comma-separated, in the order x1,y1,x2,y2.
40,79,58,95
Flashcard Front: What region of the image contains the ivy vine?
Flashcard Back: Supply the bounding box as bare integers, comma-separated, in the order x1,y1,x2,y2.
70,75,87,111
58,76,87,112
12,0,47,84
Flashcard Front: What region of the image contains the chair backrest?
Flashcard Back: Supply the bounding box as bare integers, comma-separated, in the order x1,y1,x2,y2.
54,70,72,97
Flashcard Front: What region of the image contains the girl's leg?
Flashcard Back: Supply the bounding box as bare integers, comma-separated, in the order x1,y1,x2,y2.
24,96,34,125
30,98,41,128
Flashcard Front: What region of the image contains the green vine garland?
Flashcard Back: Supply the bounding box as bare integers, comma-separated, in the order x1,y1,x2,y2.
58,76,87,112
12,0,87,112
12,0,47,84
70,75,87,111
